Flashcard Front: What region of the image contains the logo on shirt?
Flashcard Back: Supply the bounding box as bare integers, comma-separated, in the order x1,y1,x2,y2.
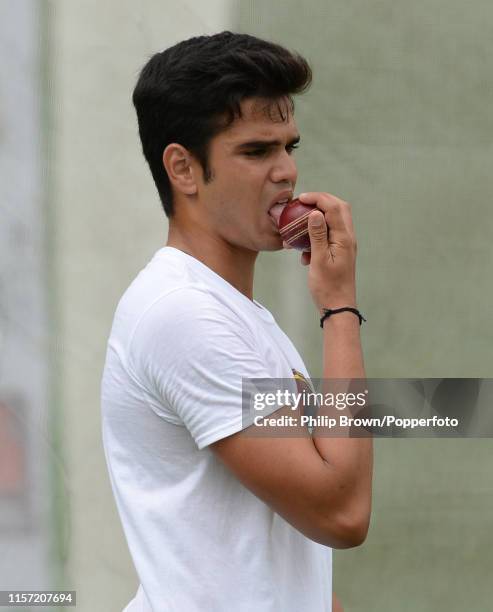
291,369,318,418
291,369,314,394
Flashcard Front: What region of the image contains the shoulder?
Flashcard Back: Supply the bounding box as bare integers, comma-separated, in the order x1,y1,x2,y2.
128,285,256,358
136,285,245,331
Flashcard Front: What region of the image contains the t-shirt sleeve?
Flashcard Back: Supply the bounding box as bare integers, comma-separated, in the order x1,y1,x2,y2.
128,287,280,449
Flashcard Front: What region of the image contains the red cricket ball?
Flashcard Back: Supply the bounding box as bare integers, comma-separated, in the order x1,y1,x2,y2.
279,198,318,251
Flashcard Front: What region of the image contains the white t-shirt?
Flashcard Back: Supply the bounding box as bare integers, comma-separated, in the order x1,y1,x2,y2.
101,246,332,612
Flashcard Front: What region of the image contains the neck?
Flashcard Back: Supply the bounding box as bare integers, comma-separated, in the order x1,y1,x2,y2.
166,222,258,301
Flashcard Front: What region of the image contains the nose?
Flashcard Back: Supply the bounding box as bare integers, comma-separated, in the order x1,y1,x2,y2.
269,149,298,186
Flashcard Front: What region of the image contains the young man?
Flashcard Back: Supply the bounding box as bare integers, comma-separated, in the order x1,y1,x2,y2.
101,31,372,612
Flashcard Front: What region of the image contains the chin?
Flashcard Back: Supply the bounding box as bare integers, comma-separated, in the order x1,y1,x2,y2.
257,235,284,252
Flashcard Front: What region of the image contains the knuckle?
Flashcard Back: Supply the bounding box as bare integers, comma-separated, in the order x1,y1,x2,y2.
332,194,349,206
315,195,330,208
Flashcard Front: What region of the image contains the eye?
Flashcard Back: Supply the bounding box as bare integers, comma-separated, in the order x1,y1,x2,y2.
244,149,268,157
286,144,299,154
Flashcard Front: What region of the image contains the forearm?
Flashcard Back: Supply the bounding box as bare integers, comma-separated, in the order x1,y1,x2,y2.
312,311,373,532
288,192,373,544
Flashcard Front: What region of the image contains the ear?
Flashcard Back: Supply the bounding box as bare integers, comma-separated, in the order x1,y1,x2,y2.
162,144,198,196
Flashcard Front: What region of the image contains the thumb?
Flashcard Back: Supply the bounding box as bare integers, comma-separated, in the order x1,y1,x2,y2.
308,211,328,249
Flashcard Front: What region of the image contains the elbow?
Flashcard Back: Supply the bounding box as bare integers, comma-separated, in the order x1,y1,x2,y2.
338,514,370,548
317,508,371,549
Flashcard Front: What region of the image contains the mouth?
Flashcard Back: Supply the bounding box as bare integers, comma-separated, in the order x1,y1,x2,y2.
268,197,291,227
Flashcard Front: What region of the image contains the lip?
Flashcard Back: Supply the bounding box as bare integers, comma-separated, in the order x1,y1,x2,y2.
268,190,294,211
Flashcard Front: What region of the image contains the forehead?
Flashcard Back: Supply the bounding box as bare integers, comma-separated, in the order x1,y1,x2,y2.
220,97,299,145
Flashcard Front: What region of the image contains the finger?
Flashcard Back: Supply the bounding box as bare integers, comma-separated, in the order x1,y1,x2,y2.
301,251,311,266
299,192,355,239
338,202,354,237
299,191,346,207
283,240,293,250
307,211,329,264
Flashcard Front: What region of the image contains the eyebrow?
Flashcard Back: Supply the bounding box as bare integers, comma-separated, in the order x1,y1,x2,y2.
233,135,301,151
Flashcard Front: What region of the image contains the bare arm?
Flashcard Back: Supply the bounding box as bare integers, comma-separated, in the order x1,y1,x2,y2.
212,192,373,548
300,191,372,544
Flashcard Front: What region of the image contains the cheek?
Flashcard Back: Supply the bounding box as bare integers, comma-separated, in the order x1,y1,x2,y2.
216,199,257,239
209,166,267,228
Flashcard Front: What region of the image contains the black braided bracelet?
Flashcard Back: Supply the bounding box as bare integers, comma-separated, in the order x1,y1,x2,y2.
320,307,367,328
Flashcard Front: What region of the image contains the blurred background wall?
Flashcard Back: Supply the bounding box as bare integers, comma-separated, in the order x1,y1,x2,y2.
249,0,493,379
1,0,492,611
0,0,54,599
241,2,493,610
47,2,236,611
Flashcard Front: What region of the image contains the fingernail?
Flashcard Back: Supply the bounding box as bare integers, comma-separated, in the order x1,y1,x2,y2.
310,213,323,226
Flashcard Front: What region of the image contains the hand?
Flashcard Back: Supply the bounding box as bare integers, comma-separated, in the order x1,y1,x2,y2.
298,192,357,313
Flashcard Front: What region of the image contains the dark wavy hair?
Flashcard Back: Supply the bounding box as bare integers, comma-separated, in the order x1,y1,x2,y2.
132,31,312,217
